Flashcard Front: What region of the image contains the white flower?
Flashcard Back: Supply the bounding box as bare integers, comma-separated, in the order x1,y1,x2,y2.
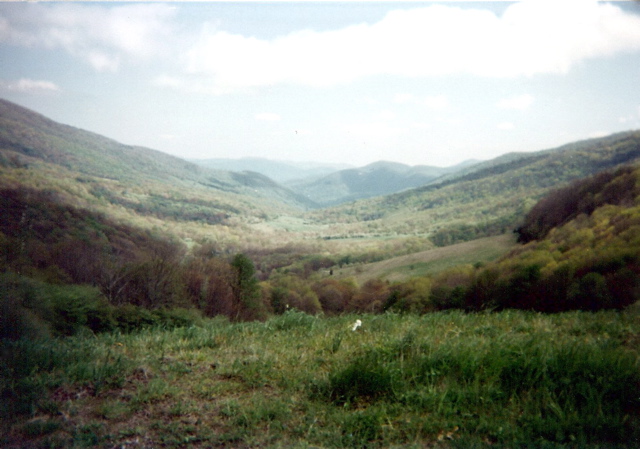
352,319,362,331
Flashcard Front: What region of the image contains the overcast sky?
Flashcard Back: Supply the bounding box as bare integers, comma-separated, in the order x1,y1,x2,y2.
2,1,640,168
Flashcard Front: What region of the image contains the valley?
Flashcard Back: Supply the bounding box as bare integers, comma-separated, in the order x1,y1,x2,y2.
2,98,640,448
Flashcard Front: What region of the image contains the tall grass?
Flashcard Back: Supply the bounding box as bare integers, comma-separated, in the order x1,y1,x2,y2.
1,309,639,448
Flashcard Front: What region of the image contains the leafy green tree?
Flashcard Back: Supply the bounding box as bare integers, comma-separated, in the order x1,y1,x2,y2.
231,253,266,321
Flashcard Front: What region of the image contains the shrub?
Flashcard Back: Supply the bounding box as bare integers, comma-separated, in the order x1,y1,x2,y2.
111,305,202,332
386,277,433,313
0,272,114,338
152,307,204,328
48,284,114,335
430,285,467,310
111,304,158,332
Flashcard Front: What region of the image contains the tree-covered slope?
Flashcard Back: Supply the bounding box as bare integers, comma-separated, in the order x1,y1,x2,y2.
0,98,315,211
309,131,640,243
287,160,477,207
421,164,640,313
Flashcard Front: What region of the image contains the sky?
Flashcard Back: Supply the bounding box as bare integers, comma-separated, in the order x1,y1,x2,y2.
1,1,640,168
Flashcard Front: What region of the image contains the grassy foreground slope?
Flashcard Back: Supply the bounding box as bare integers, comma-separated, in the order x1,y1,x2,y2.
2,310,639,448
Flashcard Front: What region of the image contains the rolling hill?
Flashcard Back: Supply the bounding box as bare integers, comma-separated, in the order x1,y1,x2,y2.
3,96,640,267
0,98,317,222
286,159,479,207
307,130,640,244
192,157,352,183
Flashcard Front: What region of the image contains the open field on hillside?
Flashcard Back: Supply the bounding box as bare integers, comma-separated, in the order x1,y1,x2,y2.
333,234,516,284
2,309,639,448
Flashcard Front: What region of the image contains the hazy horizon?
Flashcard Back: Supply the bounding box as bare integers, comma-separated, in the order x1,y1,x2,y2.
2,1,640,167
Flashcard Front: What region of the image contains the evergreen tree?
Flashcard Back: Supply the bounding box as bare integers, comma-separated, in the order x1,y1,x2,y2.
230,253,265,321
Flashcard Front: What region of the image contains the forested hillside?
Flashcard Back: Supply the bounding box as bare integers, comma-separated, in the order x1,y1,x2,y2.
413,164,640,313
287,160,477,206
4,162,639,340
309,131,640,245
0,99,315,216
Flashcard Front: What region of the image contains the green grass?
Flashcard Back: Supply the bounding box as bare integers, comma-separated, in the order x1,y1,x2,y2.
2,309,639,448
336,234,516,284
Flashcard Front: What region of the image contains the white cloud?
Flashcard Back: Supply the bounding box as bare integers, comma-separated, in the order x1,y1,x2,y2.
153,75,185,90
87,51,120,73
497,94,534,111
0,3,176,71
497,122,515,130
177,0,640,93
0,78,60,93
255,112,281,122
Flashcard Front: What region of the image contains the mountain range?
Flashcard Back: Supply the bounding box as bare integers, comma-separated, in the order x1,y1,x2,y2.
192,157,353,183
0,98,479,213
2,97,640,251
0,98,316,216
285,159,480,207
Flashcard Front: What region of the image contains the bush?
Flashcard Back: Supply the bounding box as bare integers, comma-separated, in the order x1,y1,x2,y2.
110,304,157,332
48,284,115,336
385,277,433,313
111,304,203,332
0,272,114,338
430,285,467,310
152,307,204,328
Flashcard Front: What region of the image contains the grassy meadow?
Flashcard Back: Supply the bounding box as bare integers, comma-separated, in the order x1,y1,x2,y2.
333,234,515,284
2,308,639,448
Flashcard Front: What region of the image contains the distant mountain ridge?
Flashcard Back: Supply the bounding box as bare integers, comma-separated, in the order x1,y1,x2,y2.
287,159,480,206
3,96,640,244
192,157,353,183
